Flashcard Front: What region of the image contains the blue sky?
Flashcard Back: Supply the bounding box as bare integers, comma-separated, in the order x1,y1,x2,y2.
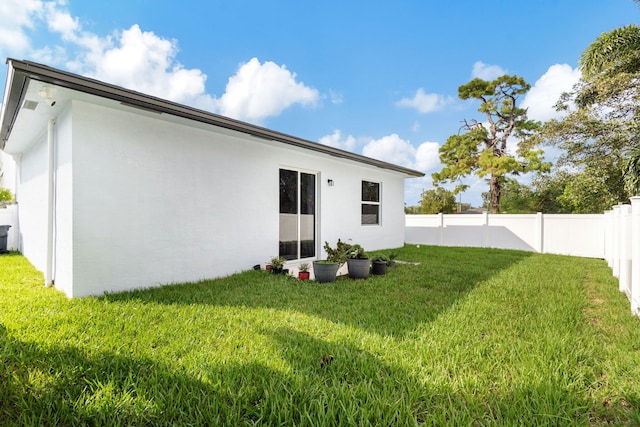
1,0,638,206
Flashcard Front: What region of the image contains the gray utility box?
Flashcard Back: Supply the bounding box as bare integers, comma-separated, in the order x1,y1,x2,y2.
0,225,11,254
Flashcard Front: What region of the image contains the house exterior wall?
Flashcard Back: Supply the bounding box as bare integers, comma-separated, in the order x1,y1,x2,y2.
67,101,406,296
12,106,75,296
15,130,48,273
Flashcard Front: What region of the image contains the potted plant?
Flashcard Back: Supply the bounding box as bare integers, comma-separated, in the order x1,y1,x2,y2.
269,256,286,274
298,263,310,281
372,254,389,275
313,240,348,283
345,243,370,279
387,250,399,267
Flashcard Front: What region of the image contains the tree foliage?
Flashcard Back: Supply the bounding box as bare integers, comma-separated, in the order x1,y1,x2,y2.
419,187,456,214
432,75,550,213
579,24,640,80
624,147,640,196
526,24,640,210
480,170,622,214
483,178,537,214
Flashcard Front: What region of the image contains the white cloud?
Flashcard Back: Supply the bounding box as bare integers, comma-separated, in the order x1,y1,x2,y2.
328,90,343,105
414,141,440,171
215,58,319,123
318,129,357,151
1,2,320,123
521,63,581,122
472,61,507,80
362,134,440,172
0,0,42,55
396,88,454,114
363,134,416,168
319,130,441,174
44,2,78,39
72,25,208,104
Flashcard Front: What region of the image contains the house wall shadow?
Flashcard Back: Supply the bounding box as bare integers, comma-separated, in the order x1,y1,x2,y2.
102,246,533,337
4,277,635,424
406,225,537,252
1,322,420,424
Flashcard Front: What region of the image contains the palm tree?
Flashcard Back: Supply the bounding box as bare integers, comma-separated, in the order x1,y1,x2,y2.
579,24,640,80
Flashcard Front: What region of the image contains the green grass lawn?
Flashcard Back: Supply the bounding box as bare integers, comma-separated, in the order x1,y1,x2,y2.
1,245,640,426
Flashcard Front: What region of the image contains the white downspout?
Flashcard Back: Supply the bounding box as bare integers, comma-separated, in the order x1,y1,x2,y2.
45,118,55,287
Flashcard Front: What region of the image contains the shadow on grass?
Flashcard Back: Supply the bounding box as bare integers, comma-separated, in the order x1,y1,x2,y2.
0,321,422,425
2,320,636,426
102,245,533,337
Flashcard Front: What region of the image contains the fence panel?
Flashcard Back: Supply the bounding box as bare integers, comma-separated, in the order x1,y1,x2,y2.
406,213,605,258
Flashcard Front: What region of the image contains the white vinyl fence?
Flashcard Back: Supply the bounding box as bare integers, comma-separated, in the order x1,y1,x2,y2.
406,206,640,316
406,212,605,258
604,198,640,315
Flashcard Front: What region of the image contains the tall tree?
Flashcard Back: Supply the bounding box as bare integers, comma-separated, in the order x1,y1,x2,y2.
432,75,549,213
527,24,640,209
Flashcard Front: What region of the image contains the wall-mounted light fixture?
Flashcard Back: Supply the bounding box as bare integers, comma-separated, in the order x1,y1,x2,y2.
38,86,56,107
327,179,334,187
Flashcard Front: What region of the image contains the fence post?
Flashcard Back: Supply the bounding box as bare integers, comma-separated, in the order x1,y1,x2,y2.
619,204,632,296
438,212,444,246
604,210,613,269
631,197,640,315
612,205,621,278
535,212,544,253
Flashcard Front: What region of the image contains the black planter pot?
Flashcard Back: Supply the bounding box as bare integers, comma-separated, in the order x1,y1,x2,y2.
347,258,370,279
313,261,340,283
372,260,387,275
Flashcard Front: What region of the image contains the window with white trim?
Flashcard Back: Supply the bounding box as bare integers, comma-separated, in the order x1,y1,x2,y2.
361,180,380,225
279,169,317,260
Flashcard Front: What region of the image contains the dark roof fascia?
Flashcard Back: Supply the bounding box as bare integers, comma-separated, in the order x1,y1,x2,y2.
1,59,424,177
0,61,29,148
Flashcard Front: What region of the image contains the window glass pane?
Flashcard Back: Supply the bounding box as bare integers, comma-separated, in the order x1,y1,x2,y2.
300,173,316,258
279,169,298,259
280,169,298,214
300,173,315,215
362,204,379,225
362,181,379,202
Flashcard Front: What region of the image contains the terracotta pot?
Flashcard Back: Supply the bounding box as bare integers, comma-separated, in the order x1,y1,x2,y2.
298,271,310,281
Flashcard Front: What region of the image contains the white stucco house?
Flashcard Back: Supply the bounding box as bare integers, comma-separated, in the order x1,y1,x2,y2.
0,59,423,297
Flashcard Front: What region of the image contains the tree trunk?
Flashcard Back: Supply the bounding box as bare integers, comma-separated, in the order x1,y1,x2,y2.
489,174,501,214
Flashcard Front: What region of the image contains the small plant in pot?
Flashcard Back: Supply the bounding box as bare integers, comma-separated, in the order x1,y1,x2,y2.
387,251,399,267
313,240,348,283
298,263,310,281
372,254,389,275
269,256,286,274
345,243,370,279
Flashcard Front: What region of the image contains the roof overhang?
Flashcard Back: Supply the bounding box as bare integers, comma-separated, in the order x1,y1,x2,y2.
0,59,425,178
